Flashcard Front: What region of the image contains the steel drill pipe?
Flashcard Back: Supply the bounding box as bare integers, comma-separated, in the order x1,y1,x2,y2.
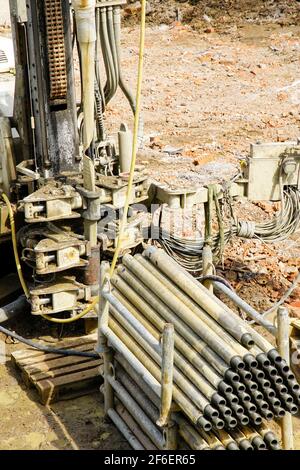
109,296,236,415
107,374,164,449
255,424,281,450
115,403,157,450
107,408,144,450
140,250,255,347
113,270,241,376
262,387,276,400
110,308,226,415
242,427,267,450
143,248,278,354
111,281,234,397
212,428,240,450
109,318,212,429
228,429,254,451
196,425,227,450
115,353,161,408
120,256,245,368
136,255,254,351
174,415,211,451
178,425,211,451
116,366,159,423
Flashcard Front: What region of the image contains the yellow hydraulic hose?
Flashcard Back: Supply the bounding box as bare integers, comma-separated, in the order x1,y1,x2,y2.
42,0,147,323
109,0,146,275
1,192,30,299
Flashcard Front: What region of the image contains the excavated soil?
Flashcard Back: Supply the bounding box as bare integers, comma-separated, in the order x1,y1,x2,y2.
1,0,300,450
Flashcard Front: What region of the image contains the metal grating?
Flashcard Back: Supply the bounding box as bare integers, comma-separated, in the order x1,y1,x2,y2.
44,0,68,102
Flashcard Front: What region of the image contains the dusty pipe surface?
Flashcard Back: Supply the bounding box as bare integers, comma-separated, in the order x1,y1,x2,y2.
138,253,253,349
112,274,233,383
157,324,174,428
111,280,232,399
107,408,144,450
115,404,157,450
136,256,250,356
109,314,215,415
277,306,294,450
109,318,210,429
107,375,164,449
116,366,159,423
122,255,243,367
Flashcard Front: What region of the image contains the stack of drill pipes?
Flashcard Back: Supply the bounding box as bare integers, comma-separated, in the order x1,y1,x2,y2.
115,352,161,408
227,428,254,451
109,318,212,430
99,268,161,398
102,283,175,425
141,248,300,392
111,282,234,395
107,374,164,448
109,286,240,414
174,415,212,450
144,247,277,348
255,423,280,450
144,246,277,339
116,364,213,451
140,249,255,347
212,428,240,450
134,255,258,366
116,365,160,423
110,305,233,425
111,270,251,407
107,408,144,450
115,353,279,451
119,255,246,371
108,300,224,404
109,314,223,428
111,272,237,380
111,258,300,418
115,403,157,450
241,426,267,450
110,282,255,425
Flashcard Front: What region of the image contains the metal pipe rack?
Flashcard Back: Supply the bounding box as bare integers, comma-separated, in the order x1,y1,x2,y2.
96,247,298,450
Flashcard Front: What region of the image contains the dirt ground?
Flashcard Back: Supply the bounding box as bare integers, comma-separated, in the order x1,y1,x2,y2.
1,0,300,450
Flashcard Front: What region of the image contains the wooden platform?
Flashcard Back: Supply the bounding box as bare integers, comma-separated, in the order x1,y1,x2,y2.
11,335,103,405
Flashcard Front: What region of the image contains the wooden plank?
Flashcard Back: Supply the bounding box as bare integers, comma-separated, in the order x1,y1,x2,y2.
11,335,103,405
23,354,93,376
30,359,101,382
38,366,101,390
37,366,101,404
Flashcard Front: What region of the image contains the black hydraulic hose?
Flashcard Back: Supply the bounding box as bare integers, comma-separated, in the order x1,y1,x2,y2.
198,275,233,291
107,6,119,91
101,7,117,104
0,295,29,323
0,325,99,358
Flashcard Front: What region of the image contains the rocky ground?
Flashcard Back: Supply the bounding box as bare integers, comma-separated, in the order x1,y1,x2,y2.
0,0,300,450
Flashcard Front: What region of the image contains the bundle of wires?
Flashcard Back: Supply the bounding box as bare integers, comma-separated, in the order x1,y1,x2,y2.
156,186,300,278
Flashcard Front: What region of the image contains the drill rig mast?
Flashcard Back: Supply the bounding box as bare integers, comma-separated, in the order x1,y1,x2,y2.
0,0,148,321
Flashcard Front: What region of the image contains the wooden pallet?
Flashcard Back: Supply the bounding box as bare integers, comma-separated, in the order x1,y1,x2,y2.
11,335,103,405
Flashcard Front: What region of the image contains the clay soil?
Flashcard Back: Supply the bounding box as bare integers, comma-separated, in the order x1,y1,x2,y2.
1,0,300,450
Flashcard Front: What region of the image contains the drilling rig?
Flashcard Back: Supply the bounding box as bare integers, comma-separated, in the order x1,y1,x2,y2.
0,0,148,323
